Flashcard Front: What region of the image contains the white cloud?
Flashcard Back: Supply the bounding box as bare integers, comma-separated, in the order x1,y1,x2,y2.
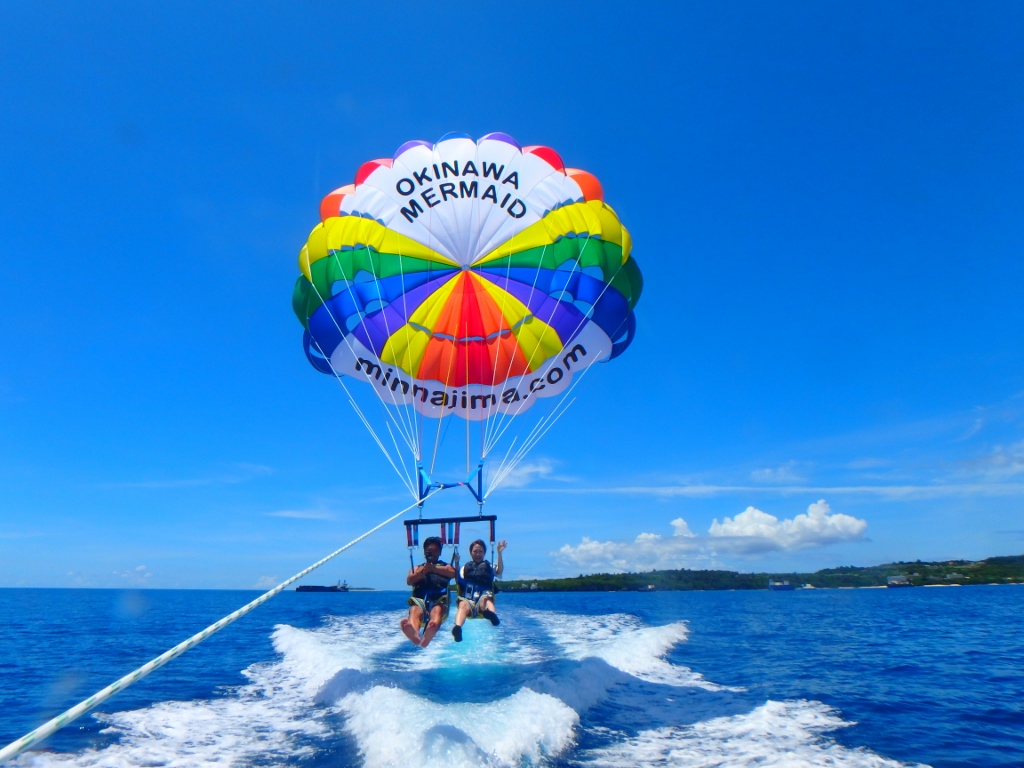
515,482,1024,500
962,440,1024,479
750,461,805,483
266,509,334,520
957,417,985,441
844,458,889,470
670,518,696,537
708,500,867,554
253,576,279,589
556,515,710,572
102,463,273,489
114,565,153,584
0,530,43,539
556,529,705,573
555,500,868,572
490,458,558,490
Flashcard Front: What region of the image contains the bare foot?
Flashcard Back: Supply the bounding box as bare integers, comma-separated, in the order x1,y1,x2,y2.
420,622,440,648
400,618,421,645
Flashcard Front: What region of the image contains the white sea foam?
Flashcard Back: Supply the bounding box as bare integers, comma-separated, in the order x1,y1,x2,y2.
336,686,578,768
527,610,727,690
18,678,323,768
16,613,403,768
578,699,931,768
14,607,927,768
272,611,407,689
382,604,545,673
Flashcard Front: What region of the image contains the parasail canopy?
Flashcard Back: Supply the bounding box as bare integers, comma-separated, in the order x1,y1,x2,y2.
292,132,642,500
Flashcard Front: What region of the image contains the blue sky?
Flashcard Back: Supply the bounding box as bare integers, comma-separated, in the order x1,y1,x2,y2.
2,2,1023,589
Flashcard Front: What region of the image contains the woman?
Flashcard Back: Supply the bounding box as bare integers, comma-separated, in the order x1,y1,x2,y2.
400,536,456,647
451,538,506,642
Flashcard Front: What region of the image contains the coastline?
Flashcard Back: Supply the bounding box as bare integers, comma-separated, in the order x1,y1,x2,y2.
500,554,1024,593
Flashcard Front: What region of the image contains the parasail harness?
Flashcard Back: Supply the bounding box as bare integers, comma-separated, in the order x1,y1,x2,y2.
404,510,498,623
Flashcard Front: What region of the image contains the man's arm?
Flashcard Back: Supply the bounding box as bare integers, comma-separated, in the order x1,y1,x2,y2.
407,565,426,586
428,562,456,579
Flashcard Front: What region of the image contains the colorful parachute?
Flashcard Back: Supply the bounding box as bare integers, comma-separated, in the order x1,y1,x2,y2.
293,132,642,426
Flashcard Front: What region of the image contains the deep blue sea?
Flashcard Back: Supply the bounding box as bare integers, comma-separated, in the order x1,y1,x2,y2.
1,586,1022,767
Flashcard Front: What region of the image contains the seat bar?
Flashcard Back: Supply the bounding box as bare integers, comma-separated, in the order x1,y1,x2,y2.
404,515,497,526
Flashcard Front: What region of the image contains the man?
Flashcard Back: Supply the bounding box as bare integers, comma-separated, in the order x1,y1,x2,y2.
400,537,456,647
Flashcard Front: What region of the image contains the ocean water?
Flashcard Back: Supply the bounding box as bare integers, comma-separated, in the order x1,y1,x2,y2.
1,586,1021,767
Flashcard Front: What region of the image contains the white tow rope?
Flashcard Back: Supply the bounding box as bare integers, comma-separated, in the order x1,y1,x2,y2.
0,496,431,764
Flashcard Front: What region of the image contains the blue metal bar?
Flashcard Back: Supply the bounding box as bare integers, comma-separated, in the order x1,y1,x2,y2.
414,462,487,520
463,462,485,504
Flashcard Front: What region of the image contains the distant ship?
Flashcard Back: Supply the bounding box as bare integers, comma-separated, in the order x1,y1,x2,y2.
296,581,349,593
768,579,795,591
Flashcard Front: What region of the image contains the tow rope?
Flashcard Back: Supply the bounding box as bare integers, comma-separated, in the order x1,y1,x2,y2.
0,495,432,764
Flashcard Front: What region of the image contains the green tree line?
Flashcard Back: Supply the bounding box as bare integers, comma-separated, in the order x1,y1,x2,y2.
499,555,1024,592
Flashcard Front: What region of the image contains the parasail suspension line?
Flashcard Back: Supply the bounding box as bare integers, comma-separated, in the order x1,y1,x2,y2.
0,493,438,765
308,264,418,462
484,238,630,477
310,335,417,499
488,396,578,497
346,247,422,453
482,235,593,457
480,240,554,457
384,421,417,498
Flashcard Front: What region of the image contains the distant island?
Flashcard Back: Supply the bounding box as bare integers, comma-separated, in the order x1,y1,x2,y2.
499,554,1024,592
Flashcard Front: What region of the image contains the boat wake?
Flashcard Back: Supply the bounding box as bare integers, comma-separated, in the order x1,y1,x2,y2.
16,608,929,768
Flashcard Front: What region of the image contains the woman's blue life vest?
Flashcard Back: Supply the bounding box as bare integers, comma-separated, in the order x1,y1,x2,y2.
413,560,451,600
458,559,495,597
